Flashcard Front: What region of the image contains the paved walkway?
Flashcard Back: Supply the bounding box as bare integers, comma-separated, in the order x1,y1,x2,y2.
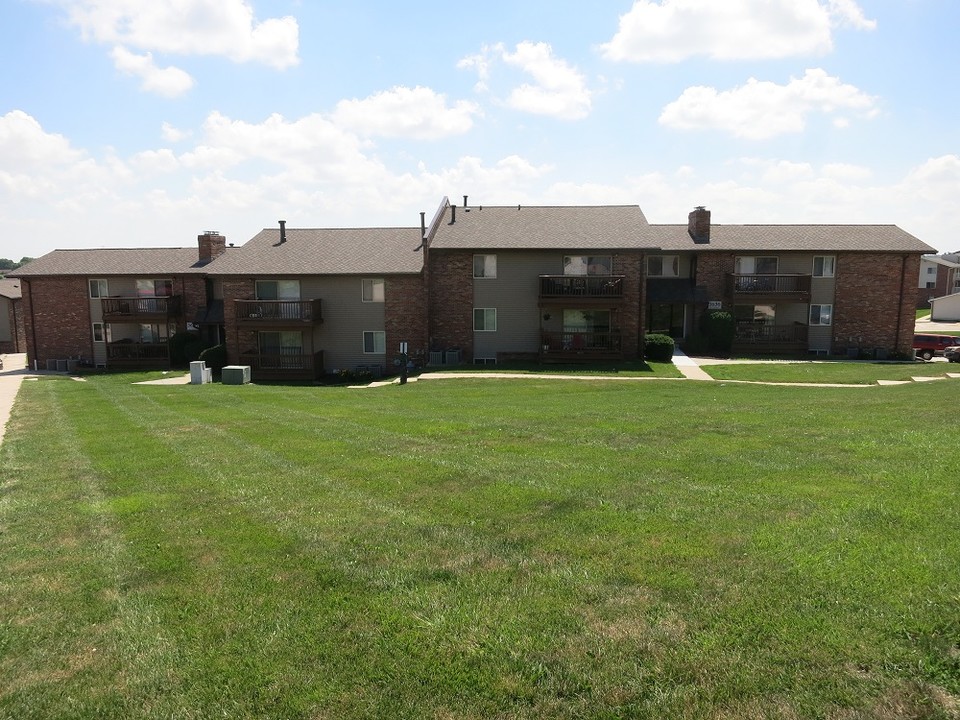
0,354,31,446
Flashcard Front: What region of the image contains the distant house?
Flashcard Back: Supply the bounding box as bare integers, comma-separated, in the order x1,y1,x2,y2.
917,255,960,309
0,278,24,354
10,195,935,374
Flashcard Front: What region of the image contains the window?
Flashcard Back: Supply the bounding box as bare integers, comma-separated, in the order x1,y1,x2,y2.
89,279,108,298
136,279,173,297
812,256,835,278
735,305,776,324
473,308,497,332
473,254,497,279
927,266,936,275
563,255,612,276
362,278,385,302
92,322,111,343
363,330,386,354
647,255,679,277
926,281,936,289
735,256,778,275
138,323,173,343
256,280,300,300
809,304,833,326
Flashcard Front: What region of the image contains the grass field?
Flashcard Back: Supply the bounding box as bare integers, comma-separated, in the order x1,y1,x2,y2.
1,374,958,719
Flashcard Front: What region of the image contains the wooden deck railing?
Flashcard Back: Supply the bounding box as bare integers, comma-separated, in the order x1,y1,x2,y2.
726,274,811,296
101,296,182,318
235,299,323,323
238,351,324,380
539,275,625,299
733,323,808,351
106,341,170,367
540,330,623,360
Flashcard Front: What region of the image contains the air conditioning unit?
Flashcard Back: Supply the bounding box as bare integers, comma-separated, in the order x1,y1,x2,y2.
445,349,461,365
429,351,444,365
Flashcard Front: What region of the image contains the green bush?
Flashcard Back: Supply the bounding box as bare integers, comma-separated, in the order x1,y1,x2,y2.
168,331,201,367
198,344,228,372
644,333,675,362
699,310,735,356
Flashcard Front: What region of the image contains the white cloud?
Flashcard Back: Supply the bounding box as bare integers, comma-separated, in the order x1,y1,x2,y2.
826,0,877,30
458,42,593,120
501,42,592,120
659,69,879,139
600,0,875,63
110,46,194,97
161,122,190,143
53,0,299,68
332,86,480,140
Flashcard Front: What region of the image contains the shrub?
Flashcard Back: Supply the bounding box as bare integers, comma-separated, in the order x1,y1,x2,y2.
644,333,675,362
198,344,228,372
168,331,201,367
699,310,735,356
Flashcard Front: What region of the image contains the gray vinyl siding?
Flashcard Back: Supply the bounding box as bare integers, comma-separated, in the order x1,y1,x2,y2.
301,276,387,373
0,298,11,341
472,251,561,359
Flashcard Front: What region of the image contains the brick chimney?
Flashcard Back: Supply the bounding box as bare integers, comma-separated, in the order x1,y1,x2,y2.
198,231,226,264
688,206,711,243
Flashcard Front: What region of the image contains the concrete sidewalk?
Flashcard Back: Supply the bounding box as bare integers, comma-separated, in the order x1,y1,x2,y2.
670,348,715,381
0,354,31,446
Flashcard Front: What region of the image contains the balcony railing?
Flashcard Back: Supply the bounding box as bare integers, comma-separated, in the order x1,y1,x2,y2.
106,341,170,368
733,323,809,353
539,275,625,300
726,274,811,298
235,299,323,324
539,330,623,361
101,296,182,319
238,350,324,381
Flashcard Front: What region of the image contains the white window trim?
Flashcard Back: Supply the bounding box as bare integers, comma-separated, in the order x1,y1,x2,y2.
473,254,497,279
362,278,385,303
473,308,497,332
813,256,836,278
89,279,108,299
92,322,110,343
809,304,833,326
362,330,386,354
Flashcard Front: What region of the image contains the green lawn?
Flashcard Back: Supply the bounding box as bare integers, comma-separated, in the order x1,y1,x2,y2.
1,375,958,719
701,360,959,384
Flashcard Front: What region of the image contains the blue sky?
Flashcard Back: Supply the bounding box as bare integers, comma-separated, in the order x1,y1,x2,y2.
1,0,958,261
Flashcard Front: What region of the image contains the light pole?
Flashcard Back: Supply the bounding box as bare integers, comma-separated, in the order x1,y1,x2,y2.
399,341,408,385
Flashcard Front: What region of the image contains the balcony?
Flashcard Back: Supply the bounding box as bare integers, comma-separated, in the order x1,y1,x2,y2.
732,323,809,354
238,351,324,381
106,341,170,369
235,299,323,325
101,296,182,321
539,275,625,304
726,274,811,302
539,330,623,362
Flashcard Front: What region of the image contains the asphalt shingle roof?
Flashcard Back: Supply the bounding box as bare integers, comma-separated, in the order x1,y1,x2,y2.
645,224,934,253
428,205,653,250
0,278,21,299
9,248,213,277
206,227,424,275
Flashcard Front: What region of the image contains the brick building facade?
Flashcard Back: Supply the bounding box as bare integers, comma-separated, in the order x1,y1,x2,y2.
10,196,935,374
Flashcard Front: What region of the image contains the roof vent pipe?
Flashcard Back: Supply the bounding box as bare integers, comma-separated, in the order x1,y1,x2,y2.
420,211,426,239
463,195,468,208
450,205,456,224
279,219,287,244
